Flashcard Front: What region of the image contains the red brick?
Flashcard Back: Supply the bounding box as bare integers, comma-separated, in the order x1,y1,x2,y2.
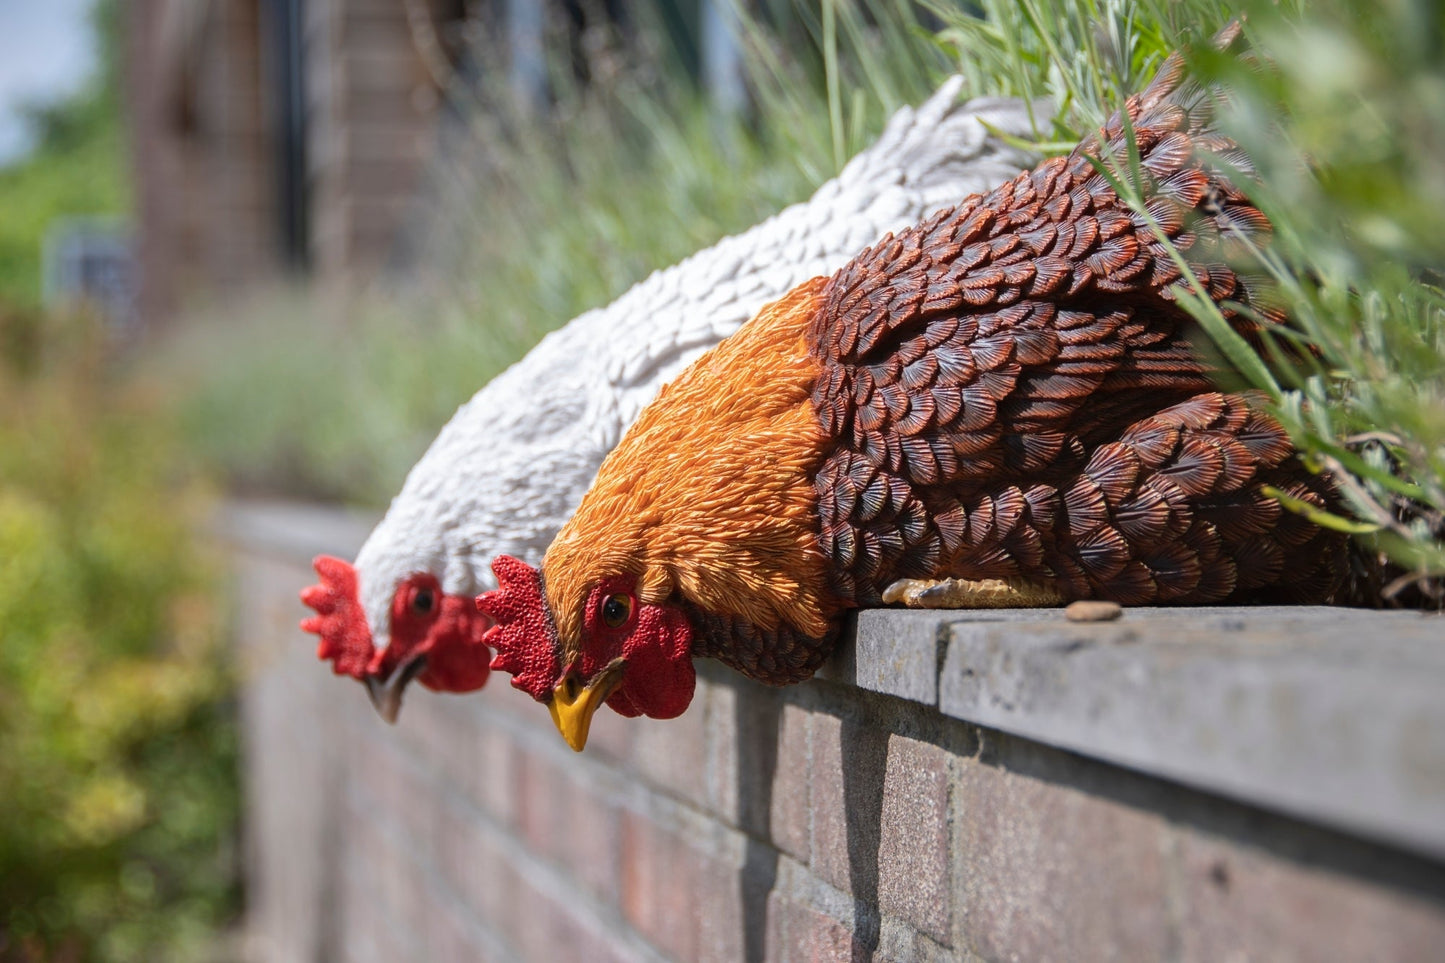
809,712,890,895
555,769,623,904
802,917,867,963
767,893,867,963
954,754,1172,961
400,829,439,933
471,724,520,827
710,678,792,833
330,0,417,22
704,680,742,825
809,712,847,890
400,689,450,757
478,853,524,954
339,906,405,963
423,896,493,963
574,691,636,760
350,734,431,846
398,779,441,857
1176,830,1445,962
336,820,424,960
333,51,431,98
337,18,424,56
877,735,951,942
620,809,703,960
509,875,579,963
770,705,812,864
431,801,510,924
628,682,713,809
516,749,567,860
506,871,636,963
480,673,558,733
763,889,791,962
344,810,402,912
696,851,748,963
402,690,474,789
487,869,541,957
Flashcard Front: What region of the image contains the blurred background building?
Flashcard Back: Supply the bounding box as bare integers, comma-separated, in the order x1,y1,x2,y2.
127,0,452,320
124,0,739,327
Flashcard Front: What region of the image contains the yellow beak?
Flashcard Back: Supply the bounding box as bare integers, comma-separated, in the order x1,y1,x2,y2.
548,660,625,752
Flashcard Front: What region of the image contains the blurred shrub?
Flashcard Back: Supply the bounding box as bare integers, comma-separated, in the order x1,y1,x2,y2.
0,0,126,309
154,291,500,505
0,307,238,962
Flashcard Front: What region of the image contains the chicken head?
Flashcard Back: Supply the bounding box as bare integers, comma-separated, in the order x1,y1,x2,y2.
301,555,493,722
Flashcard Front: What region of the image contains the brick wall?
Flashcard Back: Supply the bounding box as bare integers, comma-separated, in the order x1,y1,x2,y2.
303,0,459,281
227,501,1445,962
127,0,280,326
126,0,461,326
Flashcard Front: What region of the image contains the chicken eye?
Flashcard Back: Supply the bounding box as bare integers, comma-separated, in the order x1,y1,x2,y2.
600,593,633,629
411,587,436,616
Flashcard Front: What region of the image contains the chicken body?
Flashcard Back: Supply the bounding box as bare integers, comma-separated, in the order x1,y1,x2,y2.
300,82,1039,718
482,44,1347,744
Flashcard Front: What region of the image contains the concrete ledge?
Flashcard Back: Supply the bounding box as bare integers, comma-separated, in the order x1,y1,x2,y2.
834,607,1445,863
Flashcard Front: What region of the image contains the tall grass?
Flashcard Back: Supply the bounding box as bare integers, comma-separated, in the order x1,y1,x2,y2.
402,0,960,360
928,0,1445,596
1197,0,1445,595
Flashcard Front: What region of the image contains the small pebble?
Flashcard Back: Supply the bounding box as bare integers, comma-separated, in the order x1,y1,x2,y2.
1065,600,1123,623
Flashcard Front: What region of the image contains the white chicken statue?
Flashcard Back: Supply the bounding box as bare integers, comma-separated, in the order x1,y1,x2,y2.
300,80,1038,721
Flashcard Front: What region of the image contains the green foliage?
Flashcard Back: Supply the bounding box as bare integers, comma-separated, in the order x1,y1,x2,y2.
1196,0,1445,592
0,1,238,955
933,0,1445,593
0,0,127,308
924,0,1254,146
0,306,238,963
154,290,503,504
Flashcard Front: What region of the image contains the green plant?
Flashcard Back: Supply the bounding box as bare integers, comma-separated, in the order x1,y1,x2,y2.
0,0,127,309
0,308,238,962
1197,0,1445,596
920,0,1444,596
0,1,240,947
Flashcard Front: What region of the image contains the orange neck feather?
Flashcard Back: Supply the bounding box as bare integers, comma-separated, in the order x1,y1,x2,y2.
544,277,835,658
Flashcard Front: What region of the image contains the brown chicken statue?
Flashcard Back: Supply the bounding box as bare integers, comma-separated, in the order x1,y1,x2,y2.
478,35,1348,751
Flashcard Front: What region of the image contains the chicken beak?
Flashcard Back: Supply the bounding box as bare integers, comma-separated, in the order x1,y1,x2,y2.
364,654,428,724
549,660,625,752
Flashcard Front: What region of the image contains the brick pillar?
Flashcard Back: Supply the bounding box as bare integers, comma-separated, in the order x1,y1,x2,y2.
303,0,443,284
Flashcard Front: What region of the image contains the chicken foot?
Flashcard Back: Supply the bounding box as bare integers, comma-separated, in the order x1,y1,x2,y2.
880,577,1065,609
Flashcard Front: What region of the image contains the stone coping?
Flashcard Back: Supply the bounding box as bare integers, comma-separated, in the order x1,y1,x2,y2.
829,606,1445,864
223,499,1445,864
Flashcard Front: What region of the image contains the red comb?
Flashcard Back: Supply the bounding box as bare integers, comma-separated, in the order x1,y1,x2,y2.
476,555,559,702
300,555,378,678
